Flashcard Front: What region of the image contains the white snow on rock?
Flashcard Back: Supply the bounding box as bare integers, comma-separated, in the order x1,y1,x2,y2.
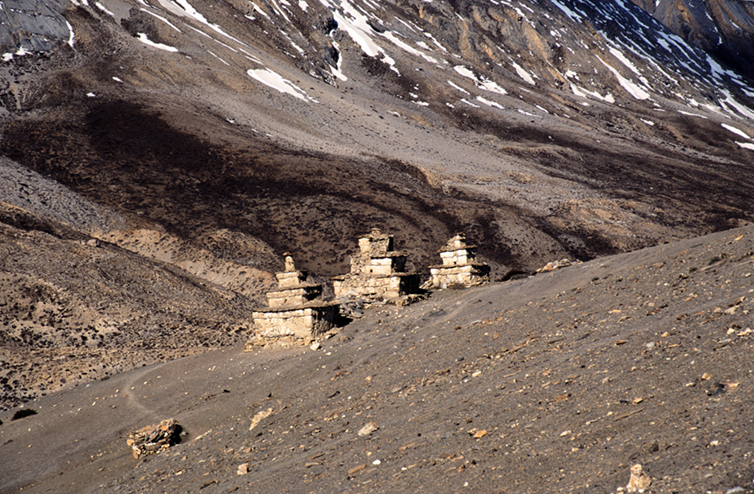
736,141,754,151
476,96,504,109
599,58,650,100
454,65,507,95
510,61,535,85
448,80,470,95
137,33,179,52
722,124,751,140
96,2,115,16
142,9,183,33
247,68,312,101
65,21,75,48
570,83,614,103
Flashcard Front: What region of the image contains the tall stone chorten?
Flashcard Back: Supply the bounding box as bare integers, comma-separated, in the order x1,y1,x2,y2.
333,228,420,301
428,233,490,288
251,254,338,345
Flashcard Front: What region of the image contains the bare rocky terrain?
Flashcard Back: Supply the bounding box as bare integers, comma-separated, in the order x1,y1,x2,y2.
1,225,753,493
1,0,754,491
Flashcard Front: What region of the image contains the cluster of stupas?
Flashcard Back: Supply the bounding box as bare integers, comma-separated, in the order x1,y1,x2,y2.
249,229,489,348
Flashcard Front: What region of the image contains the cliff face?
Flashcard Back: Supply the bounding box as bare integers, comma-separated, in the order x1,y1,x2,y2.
630,0,754,80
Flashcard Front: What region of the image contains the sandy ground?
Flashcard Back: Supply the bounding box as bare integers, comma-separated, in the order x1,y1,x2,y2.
2,225,752,493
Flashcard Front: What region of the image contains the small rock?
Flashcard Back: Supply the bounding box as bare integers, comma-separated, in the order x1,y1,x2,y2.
358,422,379,436
626,464,651,493
249,408,274,431
702,373,713,381
237,463,249,476
472,429,487,439
348,464,367,475
310,342,321,350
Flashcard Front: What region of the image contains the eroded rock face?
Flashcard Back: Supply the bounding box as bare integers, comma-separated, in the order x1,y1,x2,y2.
0,0,71,55
630,0,754,80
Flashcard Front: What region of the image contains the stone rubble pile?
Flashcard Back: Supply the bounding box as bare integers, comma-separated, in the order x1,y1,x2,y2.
127,419,182,459
536,258,579,273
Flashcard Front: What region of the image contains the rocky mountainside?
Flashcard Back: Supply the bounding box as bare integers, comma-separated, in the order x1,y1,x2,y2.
1,225,752,493
1,0,754,491
630,0,754,81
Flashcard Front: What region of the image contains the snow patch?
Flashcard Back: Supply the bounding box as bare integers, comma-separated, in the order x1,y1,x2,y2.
599,58,650,100
247,68,313,102
510,61,535,85
736,142,754,151
96,1,115,16
454,65,507,95
476,96,504,109
447,80,470,95
721,124,751,140
137,33,179,52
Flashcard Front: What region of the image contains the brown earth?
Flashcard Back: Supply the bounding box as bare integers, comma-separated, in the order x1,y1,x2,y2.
1,225,752,494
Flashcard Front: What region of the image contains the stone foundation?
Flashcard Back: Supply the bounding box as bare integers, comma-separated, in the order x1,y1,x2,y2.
429,263,490,288
252,304,339,340
426,233,490,289
333,272,421,300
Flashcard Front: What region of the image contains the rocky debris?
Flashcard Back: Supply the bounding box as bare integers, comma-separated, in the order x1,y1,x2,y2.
336,293,366,319
237,463,249,476
358,421,380,436
626,464,651,493
127,419,182,459
248,408,274,431
535,259,579,273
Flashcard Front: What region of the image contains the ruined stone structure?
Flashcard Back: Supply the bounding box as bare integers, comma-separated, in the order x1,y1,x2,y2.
252,255,338,344
333,229,420,301
428,234,490,288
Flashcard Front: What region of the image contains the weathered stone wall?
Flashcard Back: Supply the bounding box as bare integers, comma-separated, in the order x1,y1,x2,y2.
252,305,338,340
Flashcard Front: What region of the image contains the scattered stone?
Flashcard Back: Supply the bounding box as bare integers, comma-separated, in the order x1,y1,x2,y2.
249,408,274,431
348,464,367,475
702,373,713,380
536,259,575,273
127,419,182,459
358,421,380,436
472,429,487,439
237,463,249,475
626,464,651,493
310,341,321,350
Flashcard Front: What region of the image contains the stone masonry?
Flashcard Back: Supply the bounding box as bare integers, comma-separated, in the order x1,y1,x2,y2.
428,233,490,288
251,254,338,344
333,228,420,301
